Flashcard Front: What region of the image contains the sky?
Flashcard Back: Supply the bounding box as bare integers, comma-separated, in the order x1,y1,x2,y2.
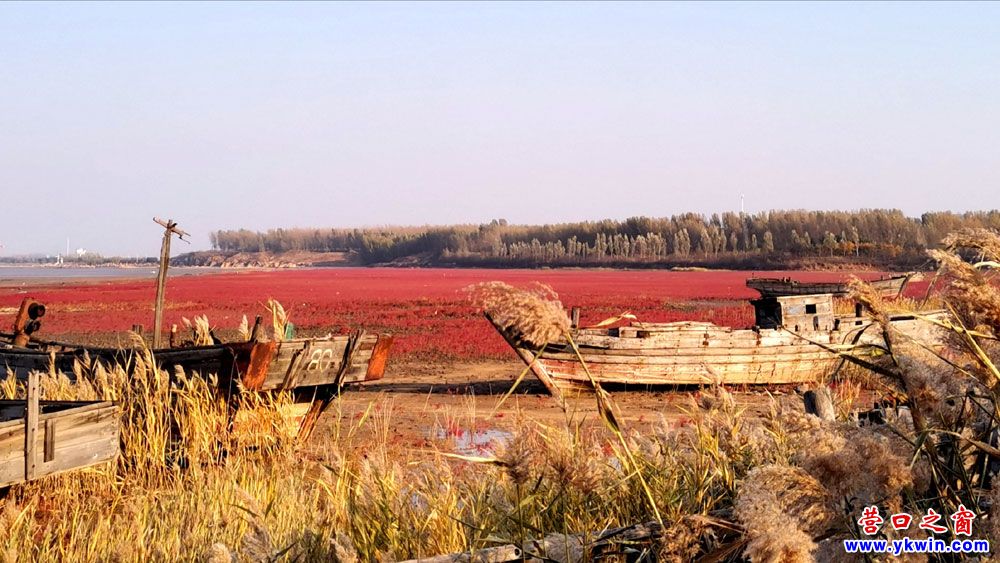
1,2,999,256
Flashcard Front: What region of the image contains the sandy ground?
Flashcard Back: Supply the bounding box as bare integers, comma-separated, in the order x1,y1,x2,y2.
310,358,806,458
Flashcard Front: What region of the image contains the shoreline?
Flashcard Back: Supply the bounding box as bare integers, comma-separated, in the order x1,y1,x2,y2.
0,266,228,287
0,264,904,289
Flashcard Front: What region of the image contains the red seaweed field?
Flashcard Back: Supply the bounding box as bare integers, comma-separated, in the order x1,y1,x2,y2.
0,269,925,361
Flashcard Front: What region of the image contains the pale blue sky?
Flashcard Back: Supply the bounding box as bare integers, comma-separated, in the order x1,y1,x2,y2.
1,2,998,256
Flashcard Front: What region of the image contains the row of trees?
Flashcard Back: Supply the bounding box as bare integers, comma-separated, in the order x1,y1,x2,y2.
209,210,1000,267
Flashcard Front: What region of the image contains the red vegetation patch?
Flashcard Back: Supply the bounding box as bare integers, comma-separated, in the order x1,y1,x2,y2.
0,269,926,361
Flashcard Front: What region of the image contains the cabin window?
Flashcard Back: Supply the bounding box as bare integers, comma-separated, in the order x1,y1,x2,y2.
805,303,817,314
813,316,820,330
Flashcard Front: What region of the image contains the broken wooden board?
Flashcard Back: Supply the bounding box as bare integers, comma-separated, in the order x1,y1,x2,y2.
0,372,119,488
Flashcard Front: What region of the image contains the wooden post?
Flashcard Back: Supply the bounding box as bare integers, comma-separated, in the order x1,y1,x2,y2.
152,218,190,349
249,315,263,342
25,369,39,481
803,387,836,421
570,307,581,330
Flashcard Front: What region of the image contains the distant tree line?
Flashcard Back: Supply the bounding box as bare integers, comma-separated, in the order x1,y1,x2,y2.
0,253,158,265
209,210,1000,268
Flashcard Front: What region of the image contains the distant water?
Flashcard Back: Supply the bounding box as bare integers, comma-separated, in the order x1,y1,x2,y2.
0,266,210,281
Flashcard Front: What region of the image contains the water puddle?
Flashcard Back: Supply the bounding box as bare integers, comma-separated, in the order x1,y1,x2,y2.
434,427,512,456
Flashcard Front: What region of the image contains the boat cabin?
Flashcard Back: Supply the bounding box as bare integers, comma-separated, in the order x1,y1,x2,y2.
752,294,836,332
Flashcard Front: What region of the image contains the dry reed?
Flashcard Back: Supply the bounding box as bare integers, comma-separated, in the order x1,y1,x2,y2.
467,281,570,347
265,298,290,341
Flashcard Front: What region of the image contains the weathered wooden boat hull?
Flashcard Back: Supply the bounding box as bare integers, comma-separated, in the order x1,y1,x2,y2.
0,334,392,391
0,333,392,441
747,274,911,298
0,344,230,380
489,314,939,397
233,333,392,391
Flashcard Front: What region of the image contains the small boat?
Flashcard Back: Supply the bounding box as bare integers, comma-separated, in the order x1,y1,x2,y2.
0,335,392,440
488,293,941,398
0,371,118,487
0,300,392,440
746,273,913,299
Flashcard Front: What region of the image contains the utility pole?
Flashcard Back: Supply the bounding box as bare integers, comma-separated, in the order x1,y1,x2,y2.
152,217,190,348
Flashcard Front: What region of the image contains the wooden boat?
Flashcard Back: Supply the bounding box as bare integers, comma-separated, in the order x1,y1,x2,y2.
0,301,392,440
0,372,119,487
0,332,392,392
746,273,912,299
488,293,942,398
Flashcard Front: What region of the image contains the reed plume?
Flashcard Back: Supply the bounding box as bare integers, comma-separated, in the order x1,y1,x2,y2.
735,465,831,562
237,315,250,341
929,228,1000,335
265,298,290,341
181,314,214,346
467,282,570,347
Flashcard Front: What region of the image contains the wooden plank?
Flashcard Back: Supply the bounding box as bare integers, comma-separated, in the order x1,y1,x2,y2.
38,401,116,422
0,431,23,462
0,458,22,486
295,330,366,442
534,346,845,363
38,434,118,479
278,340,312,391
485,313,565,401
44,419,55,462
37,422,118,465
240,341,276,390
25,370,38,481
364,335,393,381
541,352,844,371
541,359,841,386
